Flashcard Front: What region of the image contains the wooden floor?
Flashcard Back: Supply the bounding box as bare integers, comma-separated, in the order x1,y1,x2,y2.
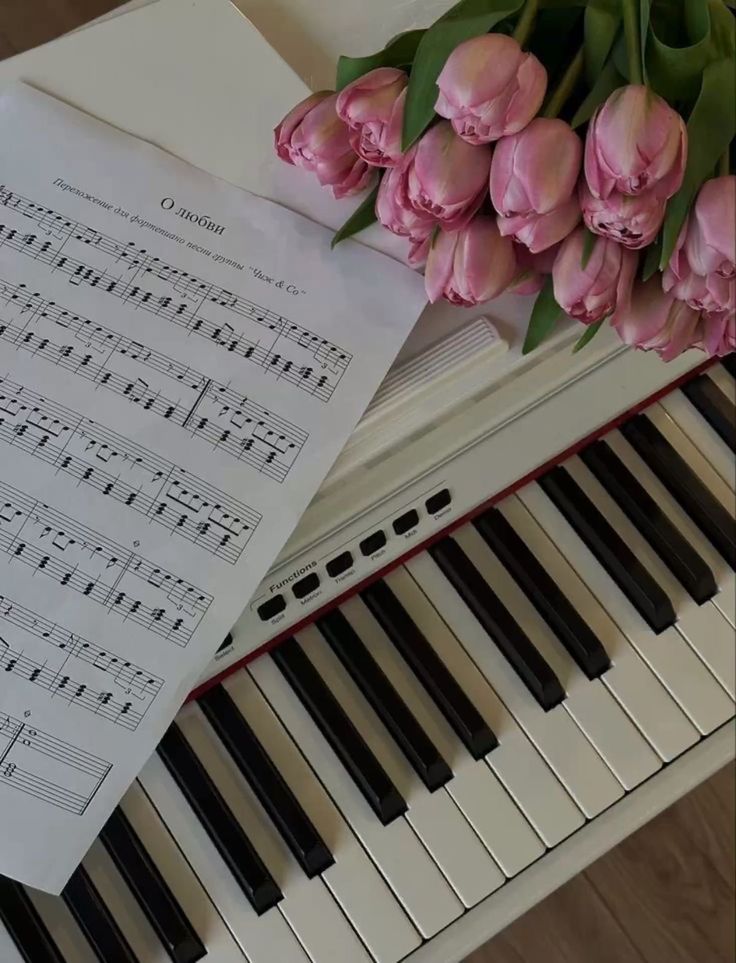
1,3,734,961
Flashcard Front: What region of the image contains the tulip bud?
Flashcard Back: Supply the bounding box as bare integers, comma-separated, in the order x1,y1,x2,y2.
612,277,703,362
508,243,558,295
553,228,637,324
663,176,736,322
584,85,687,201
274,91,374,198
436,34,547,144
405,121,492,231
497,197,581,253
376,153,435,240
425,216,517,305
335,68,407,167
580,182,664,250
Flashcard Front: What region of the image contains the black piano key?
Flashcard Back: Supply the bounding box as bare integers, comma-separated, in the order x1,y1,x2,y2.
581,440,718,605
428,540,566,711
100,808,206,963
271,637,407,825
62,866,139,963
722,354,736,380
157,724,282,914
539,466,677,634
621,414,736,570
316,609,453,791
361,581,498,758
681,374,736,453
198,685,334,878
474,508,611,679
0,877,65,963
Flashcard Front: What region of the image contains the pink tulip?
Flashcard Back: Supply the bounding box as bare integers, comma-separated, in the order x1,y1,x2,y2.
612,277,703,362
335,68,407,167
497,197,581,253
663,176,735,321
435,34,547,144
508,243,558,295
376,153,435,240
584,85,687,201
404,121,492,231
700,314,736,357
580,181,664,250
553,228,637,324
425,216,517,306
491,119,582,215
274,91,374,197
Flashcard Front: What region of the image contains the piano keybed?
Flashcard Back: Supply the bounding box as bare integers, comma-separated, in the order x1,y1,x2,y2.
2,358,735,963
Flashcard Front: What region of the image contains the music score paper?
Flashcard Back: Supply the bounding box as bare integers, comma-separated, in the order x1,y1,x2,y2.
0,83,426,893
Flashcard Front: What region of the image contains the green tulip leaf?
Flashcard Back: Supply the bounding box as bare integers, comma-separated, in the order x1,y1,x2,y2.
641,236,663,281
573,318,605,353
571,53,625,128
644,0,734,103
659,56,736,269
401,0,524,150
336,30,426,90
639,0,651,83
331,183,380,248
584,0,621,85
580,227,598,269
522,277,564,355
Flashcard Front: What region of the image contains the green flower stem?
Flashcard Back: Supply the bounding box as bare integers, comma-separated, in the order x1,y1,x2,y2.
622,0,643,85
718,149,730,176
512,0,539,48
543,47,585,119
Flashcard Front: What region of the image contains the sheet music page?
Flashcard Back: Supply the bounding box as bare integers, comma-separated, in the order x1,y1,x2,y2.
0,83,426,893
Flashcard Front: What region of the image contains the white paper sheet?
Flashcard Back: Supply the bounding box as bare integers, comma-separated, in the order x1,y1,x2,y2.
0,83,426,893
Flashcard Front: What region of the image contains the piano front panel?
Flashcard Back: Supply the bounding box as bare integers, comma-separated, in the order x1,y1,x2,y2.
3,359,734,963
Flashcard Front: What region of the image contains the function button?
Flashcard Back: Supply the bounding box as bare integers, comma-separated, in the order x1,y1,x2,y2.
360,530,387,556
426,488,452,514
257,595,286,621
293,573,320,599
326,551,354,577
217,633,233,652
393,509,419,535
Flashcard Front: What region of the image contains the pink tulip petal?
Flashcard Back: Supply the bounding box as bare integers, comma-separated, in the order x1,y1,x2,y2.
425,230,458,303
501,54,547,136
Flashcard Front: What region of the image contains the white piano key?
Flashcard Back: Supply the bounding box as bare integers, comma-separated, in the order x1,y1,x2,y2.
606,430,736,631
406,552,585,846
0,921,25,963
646,403,736,510
26,890,100,963
120,781,248,963
138,752,306,963
407,544,623,819
179,704,372,963
453,524,661,791
499,496,700,763
82,840,170,963
567,456,736,701
346,584,546,878
300,622,505,908
708,364,736,403
519,483,733,735
659,391,736,491
248,654,464,939
222,668,421,963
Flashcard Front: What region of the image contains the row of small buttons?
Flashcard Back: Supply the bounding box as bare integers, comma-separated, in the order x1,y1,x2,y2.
256,489,452,621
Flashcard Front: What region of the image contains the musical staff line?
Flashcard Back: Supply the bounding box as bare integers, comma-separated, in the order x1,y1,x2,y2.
0,278,309,482
0,712,111,815
0,185,351,401
0,376,261,564
0,480,212,645
0,593,162,731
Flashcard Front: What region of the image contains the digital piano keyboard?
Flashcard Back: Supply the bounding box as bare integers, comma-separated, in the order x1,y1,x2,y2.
0,1,734,962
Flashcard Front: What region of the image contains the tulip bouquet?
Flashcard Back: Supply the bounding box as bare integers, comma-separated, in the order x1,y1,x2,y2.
275,0,735,361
